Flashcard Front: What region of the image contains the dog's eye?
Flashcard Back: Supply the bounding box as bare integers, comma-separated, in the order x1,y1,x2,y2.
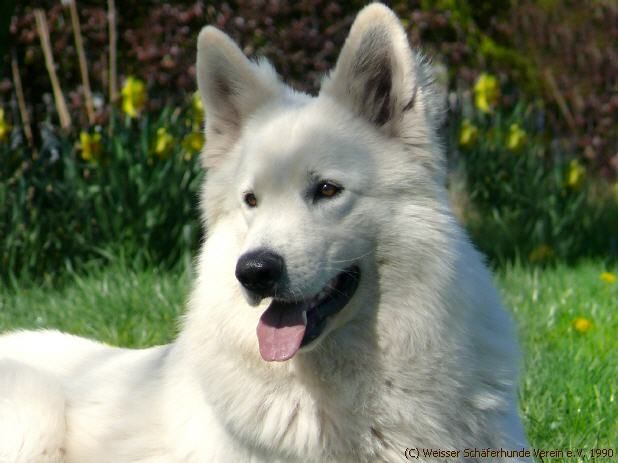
244,192,258,207
314,181,343,201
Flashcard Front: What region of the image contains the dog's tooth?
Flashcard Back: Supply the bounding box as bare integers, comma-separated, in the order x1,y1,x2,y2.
302,310,307,324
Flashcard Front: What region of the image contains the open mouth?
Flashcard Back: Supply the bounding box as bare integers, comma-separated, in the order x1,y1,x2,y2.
256,266,360,362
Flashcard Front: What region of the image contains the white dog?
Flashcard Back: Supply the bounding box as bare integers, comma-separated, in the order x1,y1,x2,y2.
0,4,529,462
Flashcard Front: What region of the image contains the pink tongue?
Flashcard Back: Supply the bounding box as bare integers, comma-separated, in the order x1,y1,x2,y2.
256,301,307,362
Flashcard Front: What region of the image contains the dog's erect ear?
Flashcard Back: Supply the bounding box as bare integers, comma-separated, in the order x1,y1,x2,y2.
197,27,281,167
320,3,441,138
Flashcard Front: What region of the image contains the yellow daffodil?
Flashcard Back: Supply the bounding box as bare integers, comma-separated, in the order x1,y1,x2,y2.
0,108,12,142
506,123,527,152
459,119,478,148
566,159,585,190
474,73,500,114
154,127,174,159
600,271,616,284
572,317,592,333
182,131,204,160
79,131,102,162
191,91,205,126
121,76,147,118
528,244,553,263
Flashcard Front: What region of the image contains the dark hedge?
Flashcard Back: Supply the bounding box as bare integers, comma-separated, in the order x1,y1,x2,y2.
2,1,616,178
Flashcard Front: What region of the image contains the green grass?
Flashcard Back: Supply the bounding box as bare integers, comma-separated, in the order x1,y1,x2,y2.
498,262,618,453
0,264,191,347
0,261,616,453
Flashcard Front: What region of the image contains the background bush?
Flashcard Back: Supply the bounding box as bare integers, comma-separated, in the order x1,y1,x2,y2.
0,106,203,282
449,103,618,265
1,1,617,281
3,1,616,177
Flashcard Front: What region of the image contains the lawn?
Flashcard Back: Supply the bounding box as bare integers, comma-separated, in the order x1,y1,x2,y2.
498,263,617,454
0,261,616,454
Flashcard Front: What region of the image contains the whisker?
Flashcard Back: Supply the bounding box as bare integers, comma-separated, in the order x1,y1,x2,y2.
328,250,373,264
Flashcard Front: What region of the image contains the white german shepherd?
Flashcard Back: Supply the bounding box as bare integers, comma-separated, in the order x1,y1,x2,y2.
0,4,529,462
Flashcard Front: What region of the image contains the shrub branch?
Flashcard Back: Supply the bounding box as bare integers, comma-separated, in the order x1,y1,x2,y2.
67,0,95,125
34,8,71,130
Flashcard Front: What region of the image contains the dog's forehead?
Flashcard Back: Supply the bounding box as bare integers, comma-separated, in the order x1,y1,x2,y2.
242,100,368,170
249,105,311,156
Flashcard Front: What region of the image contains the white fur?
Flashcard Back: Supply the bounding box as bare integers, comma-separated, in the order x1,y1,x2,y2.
0,4,529,462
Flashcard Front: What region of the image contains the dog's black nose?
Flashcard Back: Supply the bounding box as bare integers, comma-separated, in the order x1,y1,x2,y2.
235,249,285,297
